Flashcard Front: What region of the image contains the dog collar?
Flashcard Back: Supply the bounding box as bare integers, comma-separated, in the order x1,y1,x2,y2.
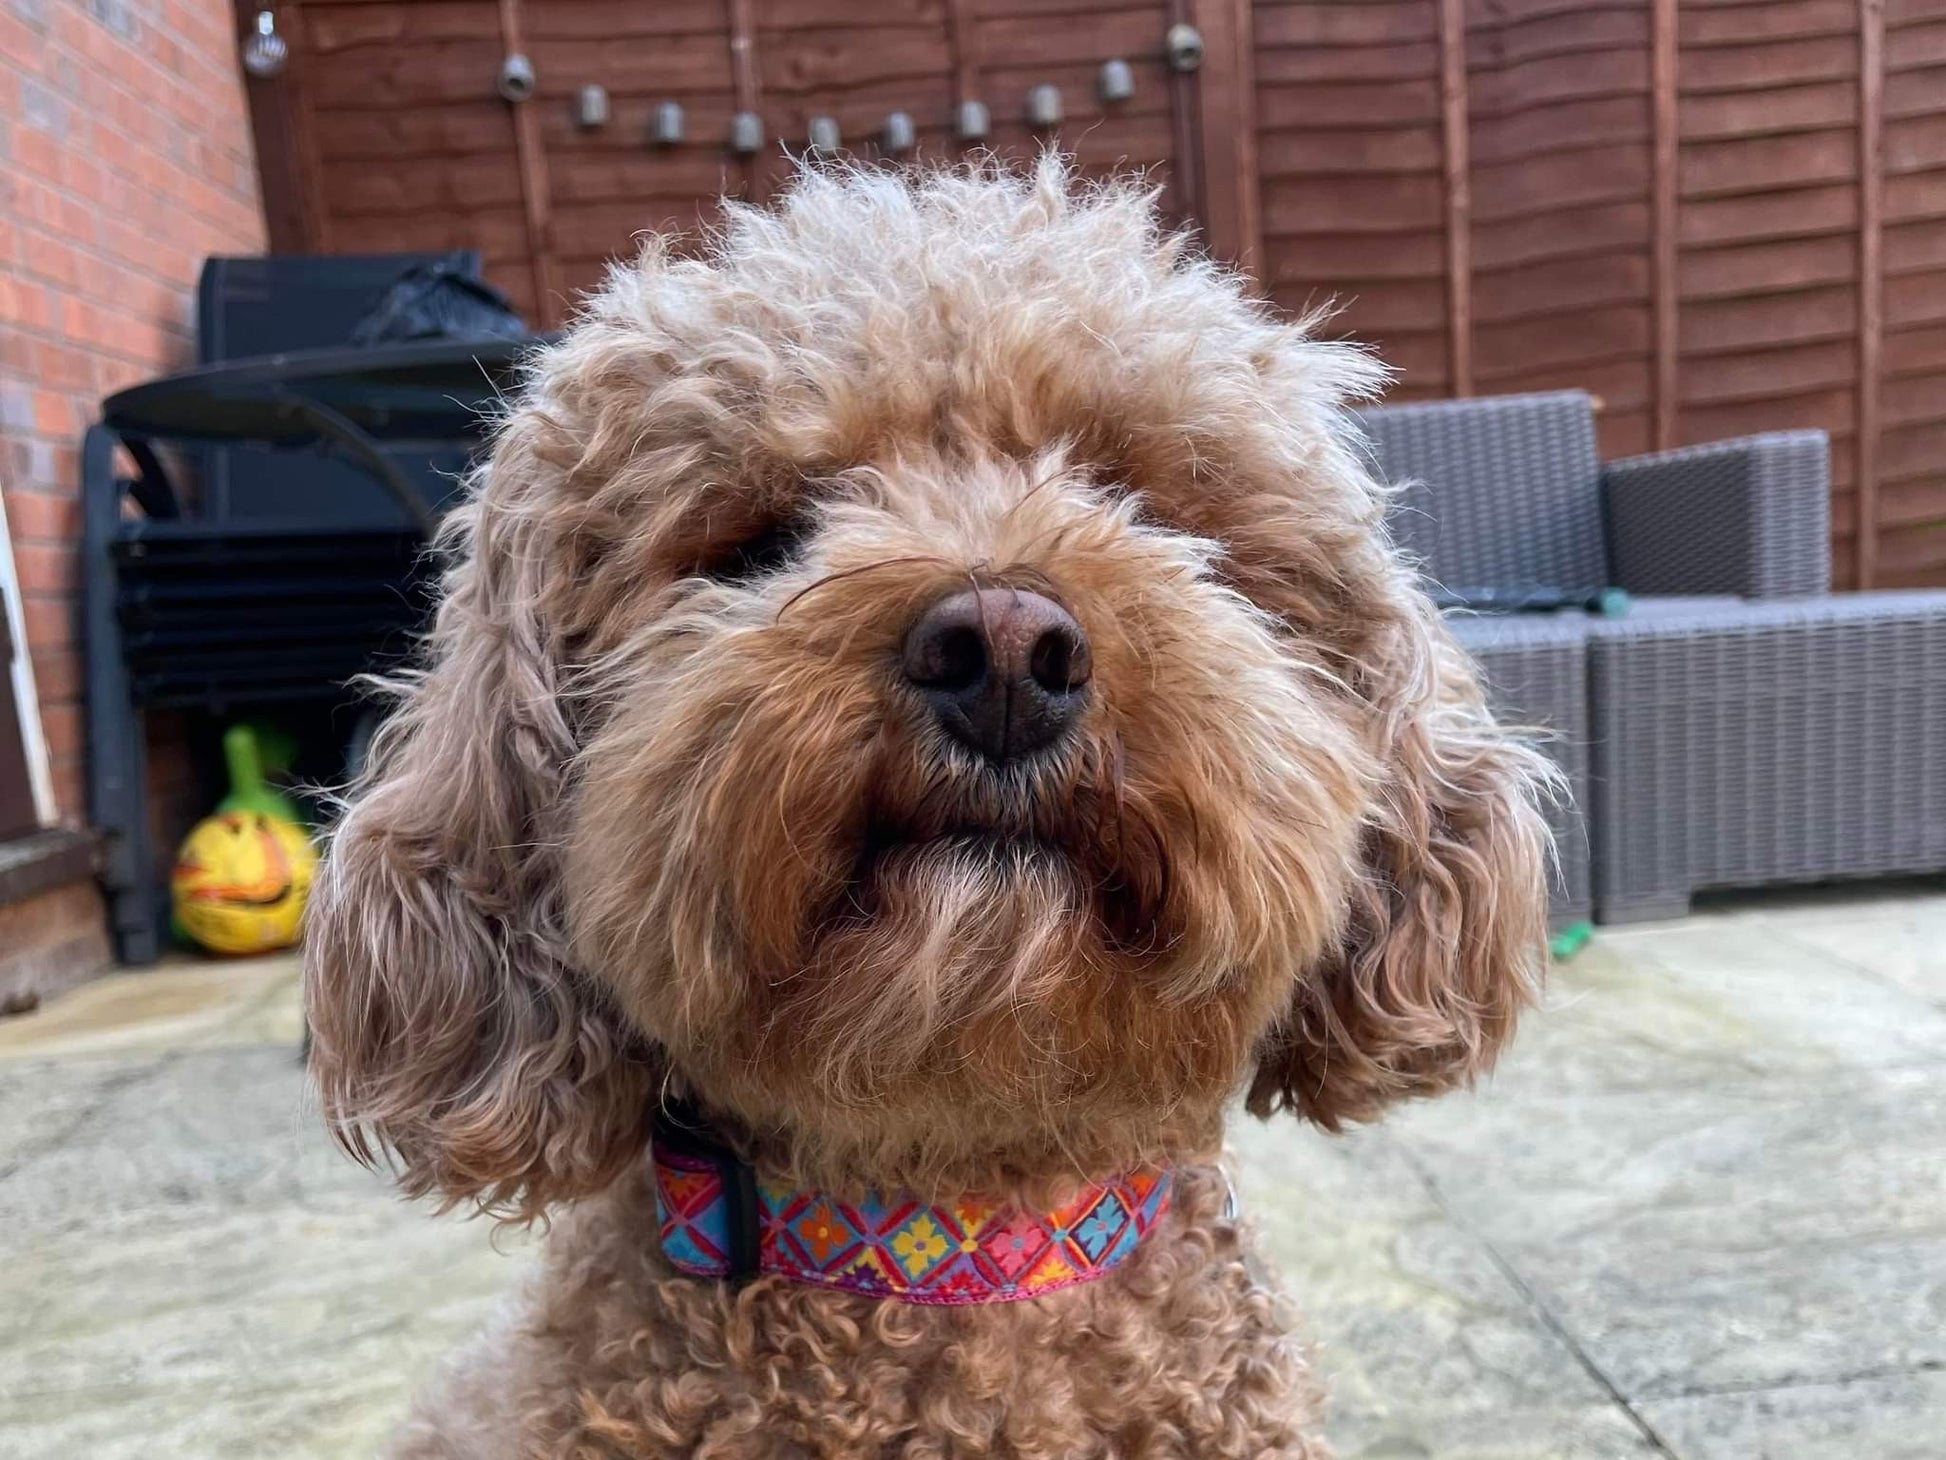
650,1109,1172,1305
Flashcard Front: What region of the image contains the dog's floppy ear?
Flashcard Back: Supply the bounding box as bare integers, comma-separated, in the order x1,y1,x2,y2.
304,445,654,1220
1248,589,1553,1128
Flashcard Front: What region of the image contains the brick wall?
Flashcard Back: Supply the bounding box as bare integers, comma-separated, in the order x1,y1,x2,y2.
0,0,264,824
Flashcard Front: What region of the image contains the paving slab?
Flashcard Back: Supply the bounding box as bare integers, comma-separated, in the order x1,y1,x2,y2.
0,1196,528,1460
1392,1059,1946,1403
0,1045,380,1232
5,888,1946,1457
1232,1119,1660,1458
1502,919,1946,1096
0,1054,161,1173
1762,893,1946,1010
1639,1369,1946,1460
0,956,302,1062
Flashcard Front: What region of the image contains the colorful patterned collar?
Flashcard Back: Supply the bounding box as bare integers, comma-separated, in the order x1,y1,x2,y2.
650,1108,1172,1306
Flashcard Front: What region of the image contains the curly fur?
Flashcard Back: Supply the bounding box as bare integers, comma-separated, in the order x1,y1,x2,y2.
305,157,1553,1458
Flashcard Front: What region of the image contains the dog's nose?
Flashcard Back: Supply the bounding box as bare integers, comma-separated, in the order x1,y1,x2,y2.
901,588,1092,761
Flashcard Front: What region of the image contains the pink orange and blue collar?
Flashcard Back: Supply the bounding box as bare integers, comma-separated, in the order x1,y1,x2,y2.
650,1109,1172,1306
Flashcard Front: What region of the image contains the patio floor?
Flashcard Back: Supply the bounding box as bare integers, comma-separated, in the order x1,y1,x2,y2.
2,885,1943,1459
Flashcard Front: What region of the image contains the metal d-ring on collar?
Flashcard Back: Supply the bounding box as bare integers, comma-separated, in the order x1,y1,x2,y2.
650,1100,764,1281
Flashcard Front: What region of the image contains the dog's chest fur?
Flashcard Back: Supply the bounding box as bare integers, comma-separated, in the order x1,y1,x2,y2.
390,1164,1332,1459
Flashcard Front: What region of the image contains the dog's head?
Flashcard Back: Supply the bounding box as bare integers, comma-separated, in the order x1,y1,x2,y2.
305,161,1552,1217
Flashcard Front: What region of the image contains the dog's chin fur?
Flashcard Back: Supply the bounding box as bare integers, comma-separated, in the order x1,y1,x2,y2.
304,158,1555,1457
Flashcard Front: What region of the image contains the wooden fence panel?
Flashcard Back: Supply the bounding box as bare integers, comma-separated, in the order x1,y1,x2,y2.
1880,1,1946,582
297,0,538,315
244,0,1946,582
1252,0,1946,585
1470,0,1655,457
270,0,1218,326
1677,0,1865,583
1254,0,1452,395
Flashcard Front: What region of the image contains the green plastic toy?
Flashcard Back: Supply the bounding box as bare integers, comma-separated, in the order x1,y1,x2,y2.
169,724,306,949
214,724,304,826
1549,919,1594,961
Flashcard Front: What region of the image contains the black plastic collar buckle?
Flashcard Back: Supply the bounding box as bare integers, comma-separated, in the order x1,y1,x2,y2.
651,1100,763,1282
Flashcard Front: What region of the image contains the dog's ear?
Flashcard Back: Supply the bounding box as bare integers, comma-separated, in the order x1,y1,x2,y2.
304,446,655,1220
1248,590,1553,1128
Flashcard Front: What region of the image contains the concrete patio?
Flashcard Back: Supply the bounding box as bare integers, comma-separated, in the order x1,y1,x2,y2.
2,885,1942,1459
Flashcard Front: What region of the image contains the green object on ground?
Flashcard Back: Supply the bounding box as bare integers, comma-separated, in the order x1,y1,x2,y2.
1597,587,1631,618
1549,919,1595,960
214,724,304,826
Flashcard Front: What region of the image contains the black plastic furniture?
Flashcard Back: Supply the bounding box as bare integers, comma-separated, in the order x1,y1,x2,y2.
85,337,540,963
196,252,482,527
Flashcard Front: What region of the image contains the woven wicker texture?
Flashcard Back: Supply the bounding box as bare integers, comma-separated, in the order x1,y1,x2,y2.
1446,615,1592,928
1359,388,1946,921
1355,392,1608,592
1604,433,1832,599
1589,593,1946,922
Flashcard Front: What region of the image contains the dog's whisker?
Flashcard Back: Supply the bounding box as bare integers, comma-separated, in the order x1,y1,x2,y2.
774,553,954,621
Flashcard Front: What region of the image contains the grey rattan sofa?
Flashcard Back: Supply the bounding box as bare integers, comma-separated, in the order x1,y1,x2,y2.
1356,390,1946,925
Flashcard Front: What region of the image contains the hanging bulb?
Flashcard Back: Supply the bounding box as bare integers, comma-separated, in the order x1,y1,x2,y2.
1098,59,1134,103
241,10,287,79
496,53,536,103
729,110,763,155
653,101,685,145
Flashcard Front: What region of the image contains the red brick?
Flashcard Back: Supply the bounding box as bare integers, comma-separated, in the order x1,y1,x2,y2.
30,646,81,705
52,193,98,248
0,11,47,69
11,540,78,596
9,278,60,332
107,87,147,142
60,151,108,207
3,490,80,544
55,7,121,69
49,761,84,822
37,701,81,766
54,291,93,344
21,592,75,655
4,0,264,841
11,124,62,185
77,117,119,170
92,354,154,396
30,386,74,435
160,75,205,129
33,338,94,391
18,226,82,290
46,445,78,494
9,176,58,231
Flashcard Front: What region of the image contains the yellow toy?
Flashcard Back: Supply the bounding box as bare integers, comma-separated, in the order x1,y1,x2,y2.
170,811,318,955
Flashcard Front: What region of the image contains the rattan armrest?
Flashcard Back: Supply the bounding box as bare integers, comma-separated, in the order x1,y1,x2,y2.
1602,432,1830,598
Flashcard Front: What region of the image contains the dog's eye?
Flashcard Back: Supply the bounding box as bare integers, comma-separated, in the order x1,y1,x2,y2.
698,514,810,584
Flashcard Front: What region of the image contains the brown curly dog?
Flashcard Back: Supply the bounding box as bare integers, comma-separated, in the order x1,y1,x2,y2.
305,158,1553,1459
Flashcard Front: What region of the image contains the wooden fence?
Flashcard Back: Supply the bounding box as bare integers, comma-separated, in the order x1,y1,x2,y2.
237,0,1946,586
